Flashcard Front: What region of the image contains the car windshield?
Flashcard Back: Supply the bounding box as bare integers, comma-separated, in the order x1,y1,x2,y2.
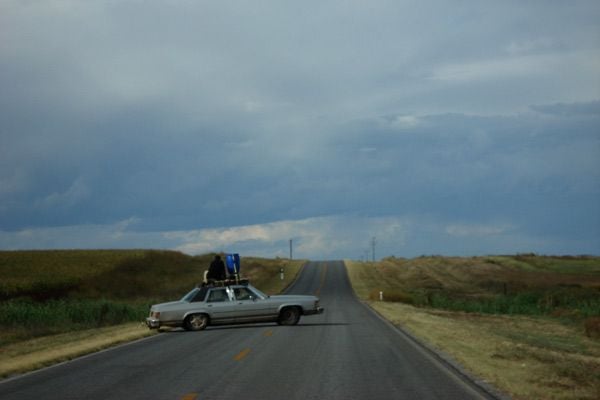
181,288,200,302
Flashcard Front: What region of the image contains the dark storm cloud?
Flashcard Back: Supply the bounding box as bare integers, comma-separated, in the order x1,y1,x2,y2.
1,1,599,257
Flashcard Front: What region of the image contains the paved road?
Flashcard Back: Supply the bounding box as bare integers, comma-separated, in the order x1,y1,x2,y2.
0,261,496,400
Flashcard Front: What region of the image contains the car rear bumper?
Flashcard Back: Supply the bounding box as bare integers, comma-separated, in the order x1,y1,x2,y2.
303,307,324,316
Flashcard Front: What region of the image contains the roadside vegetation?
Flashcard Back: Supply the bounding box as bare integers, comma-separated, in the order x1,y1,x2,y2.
346,255,600,400
0,250,304,377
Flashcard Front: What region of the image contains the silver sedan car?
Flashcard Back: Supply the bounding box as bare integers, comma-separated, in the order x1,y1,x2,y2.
146,282,324,331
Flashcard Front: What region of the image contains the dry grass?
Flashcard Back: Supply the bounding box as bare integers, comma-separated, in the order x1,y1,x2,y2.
351,255,600,296
0,323,155,378
239,257,305,295
346,259,600,400
585,317,600,339
371,302,600,400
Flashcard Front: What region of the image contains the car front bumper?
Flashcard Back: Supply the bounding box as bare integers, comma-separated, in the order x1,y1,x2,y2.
146,317,160,329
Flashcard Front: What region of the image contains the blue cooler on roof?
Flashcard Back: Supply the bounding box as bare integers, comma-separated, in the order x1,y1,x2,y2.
226,254,241,275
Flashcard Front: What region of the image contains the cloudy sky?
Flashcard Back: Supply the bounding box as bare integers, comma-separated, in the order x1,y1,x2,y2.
1,1,599,260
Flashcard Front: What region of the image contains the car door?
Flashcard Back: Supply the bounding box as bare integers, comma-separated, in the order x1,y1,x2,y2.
205,287,236,323
232,286,277,322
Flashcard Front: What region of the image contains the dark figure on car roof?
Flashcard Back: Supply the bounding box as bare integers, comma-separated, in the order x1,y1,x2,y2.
207,255,226,282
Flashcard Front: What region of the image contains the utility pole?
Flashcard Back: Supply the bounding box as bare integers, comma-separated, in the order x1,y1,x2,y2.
289,239,293,260
371,236,376,262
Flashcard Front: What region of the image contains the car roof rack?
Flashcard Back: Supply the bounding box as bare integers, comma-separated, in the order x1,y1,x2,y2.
201,277,250,287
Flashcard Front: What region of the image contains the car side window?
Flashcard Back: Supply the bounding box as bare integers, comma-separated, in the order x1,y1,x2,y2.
207,288,229,303
234,287,253,301
191,287,208,302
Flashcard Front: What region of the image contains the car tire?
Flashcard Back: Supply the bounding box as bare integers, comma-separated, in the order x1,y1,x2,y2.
184,313,209,331
277,307,301,326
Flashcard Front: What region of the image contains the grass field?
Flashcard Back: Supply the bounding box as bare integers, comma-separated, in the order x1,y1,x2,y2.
346,256,600,400
4,250,599,396
0,250,304,347
350,255,600,318
0,250,305,377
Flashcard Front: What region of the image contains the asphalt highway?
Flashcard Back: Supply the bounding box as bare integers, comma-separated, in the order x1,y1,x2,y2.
0,261,497,400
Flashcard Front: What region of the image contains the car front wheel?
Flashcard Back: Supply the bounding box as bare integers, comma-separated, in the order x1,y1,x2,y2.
184,314,208,331
278,307,301,326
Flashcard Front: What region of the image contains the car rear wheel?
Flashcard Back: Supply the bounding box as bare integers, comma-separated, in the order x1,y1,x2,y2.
184,313,208,331
277,307,301,326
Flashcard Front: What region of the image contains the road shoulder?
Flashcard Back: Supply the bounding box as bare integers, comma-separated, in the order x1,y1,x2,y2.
0,323,155,379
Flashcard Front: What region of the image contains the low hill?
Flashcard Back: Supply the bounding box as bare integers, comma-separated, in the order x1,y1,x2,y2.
347,254,600,317
0,250,302,301
0,250,304,345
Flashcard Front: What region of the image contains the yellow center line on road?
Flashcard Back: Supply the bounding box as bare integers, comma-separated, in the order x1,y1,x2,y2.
233,348,251,361
314,263,328,296
181,393,198,400
263,329,273,337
